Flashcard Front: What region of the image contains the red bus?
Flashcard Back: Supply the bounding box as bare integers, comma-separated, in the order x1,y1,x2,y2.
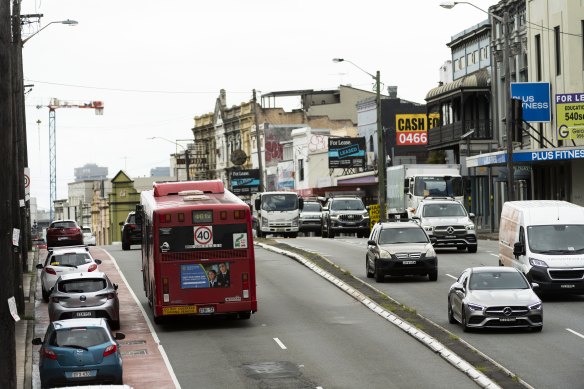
136,180,257,324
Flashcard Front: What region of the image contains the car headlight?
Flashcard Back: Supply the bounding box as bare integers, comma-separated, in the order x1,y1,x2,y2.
528,301,542,310
379,249,392,259
423,225,434,232
424,246,436,257
467,303,485,312
529,257,548,268
261,217,268,225
362,211,370,219
330,213,339,220
466,224,475,231
292,216,299,227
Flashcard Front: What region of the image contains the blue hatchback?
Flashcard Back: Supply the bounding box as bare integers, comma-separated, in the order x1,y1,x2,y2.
32,318,125,388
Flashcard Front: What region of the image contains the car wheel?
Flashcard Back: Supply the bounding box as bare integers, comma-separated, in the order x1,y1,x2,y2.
461,307,470,332
327,227,335,239
110,320,120,331
531,325,543,333
122,240,130,251
374,260,384,283
366,257,374,278
321,225,326,238
428,270,438,281
256,228,263,238
238,311,251,320
290,233,298,238
42,288,50,303
447,297,457,324
468,245,478,253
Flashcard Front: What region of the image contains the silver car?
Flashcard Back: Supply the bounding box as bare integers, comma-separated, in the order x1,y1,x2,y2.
448,266,543,332
48,272,120,330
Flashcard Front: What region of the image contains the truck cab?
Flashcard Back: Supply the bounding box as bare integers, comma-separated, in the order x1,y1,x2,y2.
252,192,303,238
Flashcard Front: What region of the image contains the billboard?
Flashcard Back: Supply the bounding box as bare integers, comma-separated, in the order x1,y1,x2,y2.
229,169,260,195
556,93,584,141
328,137,365,169
510,82,551,122
395,113,439,146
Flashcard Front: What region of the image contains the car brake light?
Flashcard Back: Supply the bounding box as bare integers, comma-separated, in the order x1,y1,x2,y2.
45,268,57,275
242,273,249,299
103,344,117,357
42,348,58,360
88,264,98,272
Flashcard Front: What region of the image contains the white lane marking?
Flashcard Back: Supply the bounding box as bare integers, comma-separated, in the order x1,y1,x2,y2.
446,274,458,280
274,337,287,350
316,387,324,389
490,253,499,258
104,249,182,389
566,328,584,340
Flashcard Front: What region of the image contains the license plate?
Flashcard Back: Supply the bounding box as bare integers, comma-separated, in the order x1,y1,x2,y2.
163,306,198,315
198,307,215,314
72,371,91,378
500,318,516,322
445,235,456,239
402,261,417,265
561,284,575,288
74,311,94,318
58,237,68,241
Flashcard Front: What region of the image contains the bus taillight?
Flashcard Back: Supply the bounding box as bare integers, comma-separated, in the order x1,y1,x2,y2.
159,214,171,223
163,277,170,302
242,273,249,299
234,210,245,219
220,211,227,220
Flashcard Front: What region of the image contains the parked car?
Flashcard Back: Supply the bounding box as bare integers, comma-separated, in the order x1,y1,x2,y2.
32,237,47,250
299,201,322,234
82,226,96,246
49,272,120,330
447,266,543,332
412,198,478,253
32,318,125,388
36,246,102,302
120,211,142,250
366,220,438,282
46,220,83,248
321,196,370,238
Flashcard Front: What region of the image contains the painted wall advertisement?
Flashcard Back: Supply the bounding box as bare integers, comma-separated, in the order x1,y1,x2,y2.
395,113,439,146
230,169,260,195
556,93,584,141
328,137,365,168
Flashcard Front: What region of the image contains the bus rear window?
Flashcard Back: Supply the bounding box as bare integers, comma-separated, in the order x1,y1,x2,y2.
159,224,248,252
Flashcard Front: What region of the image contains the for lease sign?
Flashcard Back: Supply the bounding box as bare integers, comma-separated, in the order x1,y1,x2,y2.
556,93,584,141
395,113,439,146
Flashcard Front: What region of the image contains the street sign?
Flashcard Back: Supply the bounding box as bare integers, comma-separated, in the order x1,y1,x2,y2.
510,82,551,122
24,167,30,200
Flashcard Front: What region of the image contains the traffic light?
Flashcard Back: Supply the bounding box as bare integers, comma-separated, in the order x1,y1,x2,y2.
511,98,523,142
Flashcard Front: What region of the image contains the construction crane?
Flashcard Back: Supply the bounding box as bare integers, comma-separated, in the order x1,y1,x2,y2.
42,98,104,221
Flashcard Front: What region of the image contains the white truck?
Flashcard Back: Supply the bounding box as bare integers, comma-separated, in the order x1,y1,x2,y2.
386,164,463,219
252,191,303,238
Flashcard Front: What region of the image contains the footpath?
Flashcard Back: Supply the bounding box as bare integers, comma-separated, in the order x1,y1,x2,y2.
17,246,178,389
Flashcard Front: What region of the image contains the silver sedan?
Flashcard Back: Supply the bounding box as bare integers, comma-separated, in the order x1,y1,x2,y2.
48,271,120,330
448,266,543,332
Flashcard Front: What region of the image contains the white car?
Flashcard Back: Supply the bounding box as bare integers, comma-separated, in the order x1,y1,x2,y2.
82,226,96,246
36,246,102,302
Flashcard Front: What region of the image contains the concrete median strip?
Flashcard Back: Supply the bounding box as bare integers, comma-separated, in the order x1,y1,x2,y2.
257,242,505,389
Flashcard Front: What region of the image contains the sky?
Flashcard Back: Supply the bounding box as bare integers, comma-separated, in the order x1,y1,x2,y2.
21,0,498,210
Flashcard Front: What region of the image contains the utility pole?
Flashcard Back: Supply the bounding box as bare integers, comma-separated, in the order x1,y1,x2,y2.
376,70,387,222
503,11,515,202
253,89,264,192
0,0,18,386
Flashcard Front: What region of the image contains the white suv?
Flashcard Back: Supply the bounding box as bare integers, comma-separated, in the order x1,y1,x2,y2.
412,199,477,253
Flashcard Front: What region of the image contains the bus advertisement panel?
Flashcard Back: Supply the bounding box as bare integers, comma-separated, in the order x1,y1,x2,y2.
139,180,257,323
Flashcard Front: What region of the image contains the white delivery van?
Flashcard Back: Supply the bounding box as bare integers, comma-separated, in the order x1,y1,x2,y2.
499,200,584,294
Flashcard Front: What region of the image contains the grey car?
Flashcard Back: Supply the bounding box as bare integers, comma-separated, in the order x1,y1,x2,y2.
448,266,543,332
366,221,438,282
48,272,121,330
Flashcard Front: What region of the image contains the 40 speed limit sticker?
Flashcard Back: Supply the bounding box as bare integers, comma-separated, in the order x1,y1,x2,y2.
193,226,220,248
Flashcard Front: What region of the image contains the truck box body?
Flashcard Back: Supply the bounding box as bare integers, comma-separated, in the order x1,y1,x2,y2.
386,164,463,217
499,200,584,294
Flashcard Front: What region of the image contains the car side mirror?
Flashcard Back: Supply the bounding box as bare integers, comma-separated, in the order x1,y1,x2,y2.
94,259,102,265
113,283,119,290
32,338,43,346
531,282,539,289
298,198,304,210
453,283,464,292
513,242,525,258
36,264,43,270
322,207,328,212
430,237,437,245
114,332,126,340
469,213,475,219
254,199,261,210
119,221,124,226
367,239,376,246
411,215,420,220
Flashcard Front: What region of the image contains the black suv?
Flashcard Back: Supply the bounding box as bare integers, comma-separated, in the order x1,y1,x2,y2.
321,196,370,238
366,221,438,282
120,211,142,250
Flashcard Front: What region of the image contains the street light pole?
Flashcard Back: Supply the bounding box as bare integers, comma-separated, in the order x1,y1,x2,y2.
440,1,514,201
333,58,386,221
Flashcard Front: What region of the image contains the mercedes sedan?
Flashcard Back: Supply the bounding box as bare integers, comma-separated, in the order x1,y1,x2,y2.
448,267,543,332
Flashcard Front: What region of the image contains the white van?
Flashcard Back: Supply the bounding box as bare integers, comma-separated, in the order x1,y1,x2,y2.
499,200,584,294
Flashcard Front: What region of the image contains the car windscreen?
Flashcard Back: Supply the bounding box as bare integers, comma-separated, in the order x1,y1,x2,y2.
469,271,529,290
49,253,92,267
58,279,107,293
262,194,298,211
302,203,321,212
413,176,463,197
51,221,77,229
422,203,466,217
379,228,429,244
127,214,136,224
330,199,364,211
527,224,584,254
51,327,109,348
